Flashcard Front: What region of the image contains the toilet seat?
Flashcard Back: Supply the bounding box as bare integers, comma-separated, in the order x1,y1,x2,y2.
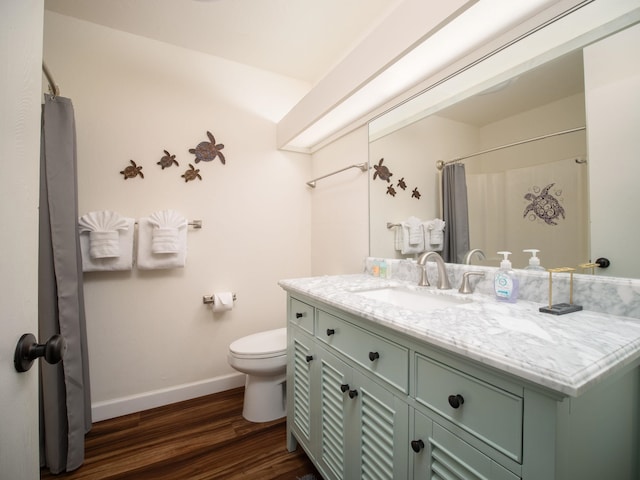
229,327,286,359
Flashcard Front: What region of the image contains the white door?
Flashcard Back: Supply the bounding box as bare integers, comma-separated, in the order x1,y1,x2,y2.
0,1,44,478
584,23,640,278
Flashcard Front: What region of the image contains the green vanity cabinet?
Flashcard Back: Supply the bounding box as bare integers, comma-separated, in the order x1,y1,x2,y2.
286,293,640,480
287,296,409,480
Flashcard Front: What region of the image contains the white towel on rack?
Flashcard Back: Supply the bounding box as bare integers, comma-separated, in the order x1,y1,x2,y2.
148,209,188,253
423,218,445,251
399,217,424,255
79,217,135,271
137,213,187,269
407,216,423,245
78,210,130,258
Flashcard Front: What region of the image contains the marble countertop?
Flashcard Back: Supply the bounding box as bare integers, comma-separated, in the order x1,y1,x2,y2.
279,273,640,397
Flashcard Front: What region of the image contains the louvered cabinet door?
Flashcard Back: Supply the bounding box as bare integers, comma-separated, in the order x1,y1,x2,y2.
317,348,356,480
291,333,316,449
412,410,520,480
356,372,409,480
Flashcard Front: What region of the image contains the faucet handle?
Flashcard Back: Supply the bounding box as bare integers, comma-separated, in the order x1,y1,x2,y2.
458,271,485,294
418,264,430,287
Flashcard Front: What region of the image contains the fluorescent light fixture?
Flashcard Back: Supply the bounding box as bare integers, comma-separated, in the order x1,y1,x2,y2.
285,0,552,150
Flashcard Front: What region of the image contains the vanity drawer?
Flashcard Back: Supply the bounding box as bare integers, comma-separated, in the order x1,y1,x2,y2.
415,353,523,462
289,298,314,335
316,310,408,392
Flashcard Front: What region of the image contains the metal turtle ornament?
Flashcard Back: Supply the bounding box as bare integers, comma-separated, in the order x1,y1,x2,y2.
182,164,202,182
372,158,393,182
157,150,179,169
523,183,565,225
189,131,225,164
120,160,144,179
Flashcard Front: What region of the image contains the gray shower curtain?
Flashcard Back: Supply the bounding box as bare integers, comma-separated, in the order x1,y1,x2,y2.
39,94,91,474
442,163,470,264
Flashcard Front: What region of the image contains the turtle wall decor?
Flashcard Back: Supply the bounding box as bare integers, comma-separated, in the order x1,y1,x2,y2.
120,160,144,180
397,177,407,190
189,131,225,165
386,185,397,197
411,187,421,200
523,182,565,225
157,150,179,169
182,164,202,182
372,158,393,182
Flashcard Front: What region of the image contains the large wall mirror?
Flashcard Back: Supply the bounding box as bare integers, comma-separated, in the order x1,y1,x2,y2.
369,1,640,279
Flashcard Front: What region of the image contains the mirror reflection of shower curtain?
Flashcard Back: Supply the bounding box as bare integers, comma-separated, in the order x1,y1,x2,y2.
466,157,588,268
442,163,470,263
39,94,91,474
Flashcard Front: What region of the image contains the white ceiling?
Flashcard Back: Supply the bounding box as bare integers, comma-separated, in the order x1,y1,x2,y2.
44,0,402,85
437,49,585,127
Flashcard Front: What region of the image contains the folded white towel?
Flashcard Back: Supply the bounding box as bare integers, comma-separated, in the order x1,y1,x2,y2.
407,216,423,245
79,218,135,271
79,211,130,259
394,225,402,251
399,222,424,255
137,215,187,270
424,218,446,251
148,210,187,254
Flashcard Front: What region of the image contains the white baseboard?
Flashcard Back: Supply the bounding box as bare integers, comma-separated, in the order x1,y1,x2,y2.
91,373,246,422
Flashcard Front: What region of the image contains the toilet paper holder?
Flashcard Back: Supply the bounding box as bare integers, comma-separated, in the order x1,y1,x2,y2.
202,293,237,305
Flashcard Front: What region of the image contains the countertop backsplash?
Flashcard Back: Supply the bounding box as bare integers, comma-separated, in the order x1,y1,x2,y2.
364,257,640,319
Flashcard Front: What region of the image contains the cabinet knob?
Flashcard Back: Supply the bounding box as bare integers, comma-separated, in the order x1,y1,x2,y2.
348,389,359,399
410,439,425,453
368,351,380,361
448,394,465,409
340,383,350,393
295,312,305,319
326,328,335,336
305,355,314,363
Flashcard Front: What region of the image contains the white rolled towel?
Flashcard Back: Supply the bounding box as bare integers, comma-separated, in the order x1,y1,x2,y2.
148,210,187,254
79,211,130,258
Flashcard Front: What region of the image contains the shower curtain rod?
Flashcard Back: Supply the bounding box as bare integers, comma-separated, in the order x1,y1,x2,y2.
306,162,369,188
42,62,60,97
435,126,586,170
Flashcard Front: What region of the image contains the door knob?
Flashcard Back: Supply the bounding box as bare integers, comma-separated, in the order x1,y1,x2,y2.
14,333,66,372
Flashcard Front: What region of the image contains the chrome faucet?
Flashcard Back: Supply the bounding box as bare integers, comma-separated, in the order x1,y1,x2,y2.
417,252,451,289
463,248,486,265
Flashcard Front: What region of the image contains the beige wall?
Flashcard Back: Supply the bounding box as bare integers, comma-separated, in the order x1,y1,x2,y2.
309,126,370,275
44,12,313,419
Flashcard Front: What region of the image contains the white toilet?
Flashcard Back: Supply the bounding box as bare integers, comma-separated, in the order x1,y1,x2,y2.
227,327,287,423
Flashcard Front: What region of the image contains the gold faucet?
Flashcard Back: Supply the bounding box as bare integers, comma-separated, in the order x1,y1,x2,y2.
417,252,451,289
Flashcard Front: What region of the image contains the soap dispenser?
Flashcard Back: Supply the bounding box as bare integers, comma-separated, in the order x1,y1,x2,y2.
494,251,519,303
523,249,545,271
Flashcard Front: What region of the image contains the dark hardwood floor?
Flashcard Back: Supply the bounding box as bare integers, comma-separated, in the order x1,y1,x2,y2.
41,387,321,480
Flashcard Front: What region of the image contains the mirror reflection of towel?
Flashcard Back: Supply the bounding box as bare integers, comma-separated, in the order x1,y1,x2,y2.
422,218,445,251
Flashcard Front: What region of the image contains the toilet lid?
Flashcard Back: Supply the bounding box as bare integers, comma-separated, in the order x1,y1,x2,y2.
229,327,287,359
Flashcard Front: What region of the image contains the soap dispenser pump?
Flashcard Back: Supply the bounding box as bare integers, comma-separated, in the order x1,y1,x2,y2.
494,251,519,303
523,249,545,271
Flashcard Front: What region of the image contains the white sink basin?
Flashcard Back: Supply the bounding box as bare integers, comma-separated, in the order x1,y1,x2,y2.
352,285,472,313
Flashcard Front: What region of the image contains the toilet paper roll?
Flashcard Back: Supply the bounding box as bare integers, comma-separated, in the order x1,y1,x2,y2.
211,292,234,312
